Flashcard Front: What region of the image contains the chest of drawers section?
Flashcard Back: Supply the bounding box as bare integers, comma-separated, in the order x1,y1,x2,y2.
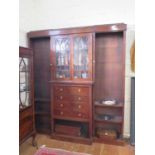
53,84,91,121
51,83,93,143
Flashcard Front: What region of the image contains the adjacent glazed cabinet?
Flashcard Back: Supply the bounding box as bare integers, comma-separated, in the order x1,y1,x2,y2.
19,47,36,145
28,23,126,145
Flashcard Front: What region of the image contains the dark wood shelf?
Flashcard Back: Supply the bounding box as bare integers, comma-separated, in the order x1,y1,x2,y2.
94,103,124,108
94,116,123,124
53,116,89,123
35,112,50,116
51,133,92,145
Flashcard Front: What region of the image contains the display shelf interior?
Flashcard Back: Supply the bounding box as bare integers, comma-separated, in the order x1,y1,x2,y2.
94,102,124,108
94,115,123,124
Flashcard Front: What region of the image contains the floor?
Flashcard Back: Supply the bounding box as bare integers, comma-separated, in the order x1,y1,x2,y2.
19,134,135,155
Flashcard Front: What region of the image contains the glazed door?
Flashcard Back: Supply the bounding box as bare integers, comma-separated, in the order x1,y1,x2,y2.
51,35,71,80
19,56,32,109
73,33,92,81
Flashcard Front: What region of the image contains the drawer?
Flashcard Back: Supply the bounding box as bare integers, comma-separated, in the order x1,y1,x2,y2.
54,95,89,102
69,87,89,96
54,109,71,117
54,109,89,119
53,101,70,110
54,85,90,96
72,103,88,113
72,111,89,119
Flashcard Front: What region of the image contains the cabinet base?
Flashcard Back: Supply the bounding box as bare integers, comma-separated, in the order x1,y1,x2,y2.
51,133,92,145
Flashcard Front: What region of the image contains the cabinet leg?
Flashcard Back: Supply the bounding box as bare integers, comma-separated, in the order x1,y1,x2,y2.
32,133,38,148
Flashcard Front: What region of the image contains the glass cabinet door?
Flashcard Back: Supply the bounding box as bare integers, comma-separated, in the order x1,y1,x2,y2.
19,57,31,109
73,34,92,80
54,37,71,79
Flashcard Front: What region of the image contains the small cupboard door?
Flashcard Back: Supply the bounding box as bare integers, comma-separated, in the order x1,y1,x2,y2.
51,35,71,80
73,33,92,81
50,33,92,81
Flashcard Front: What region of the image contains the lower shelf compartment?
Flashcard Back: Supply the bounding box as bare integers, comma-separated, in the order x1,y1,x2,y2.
93,137,126,146
51,133,92,145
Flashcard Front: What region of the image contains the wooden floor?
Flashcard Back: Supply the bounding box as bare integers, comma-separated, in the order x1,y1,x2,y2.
19,134,135,155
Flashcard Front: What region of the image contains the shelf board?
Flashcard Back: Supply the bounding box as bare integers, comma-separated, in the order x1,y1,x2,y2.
35,112,50,116
93,137,126,146
53,115,89,123
94,116,122,124
94,103,123,108
51,133,92,145
35,98,50,102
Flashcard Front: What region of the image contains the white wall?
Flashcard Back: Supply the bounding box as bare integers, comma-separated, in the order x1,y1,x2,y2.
19,0,36,47
19,0,135,137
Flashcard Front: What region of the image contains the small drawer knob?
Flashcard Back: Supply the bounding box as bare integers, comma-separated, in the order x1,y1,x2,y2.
78,89,81,92
60,96,63,100
78,105,81,109
60,111,63,115
78,97,81,100
78,113,82,117
60,88,63,91
104,132,108,136
60,104,63,107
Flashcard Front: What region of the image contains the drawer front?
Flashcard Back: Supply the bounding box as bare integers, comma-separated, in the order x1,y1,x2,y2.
54,109,89,119
54,101,70,110
54,95,89,102
72,103,88,113
54,85,90,96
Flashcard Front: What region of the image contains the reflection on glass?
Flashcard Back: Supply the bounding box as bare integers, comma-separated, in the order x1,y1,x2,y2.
73,36,89,79
19,57,30,109
55,38,70,79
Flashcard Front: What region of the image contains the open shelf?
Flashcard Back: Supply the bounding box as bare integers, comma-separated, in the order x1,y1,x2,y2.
94,116,123,124
94,102,124,108
53,116,89,123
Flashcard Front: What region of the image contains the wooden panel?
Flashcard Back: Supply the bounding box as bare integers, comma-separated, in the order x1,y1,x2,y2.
27,23,127,38
30,37,51,133
94,32,124,103
54,85,89,96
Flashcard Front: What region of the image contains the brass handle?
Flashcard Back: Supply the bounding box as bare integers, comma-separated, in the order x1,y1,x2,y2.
78,89,81,92
60,104,63,107
78,113,82,117
60,88,63,91
78,105,81,109
60,96,63,100
60,111,63,115
104,132,108,136
78,97,81,100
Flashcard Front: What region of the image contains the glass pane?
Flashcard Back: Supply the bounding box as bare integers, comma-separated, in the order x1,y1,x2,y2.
19,57,31,108
55,38,70,79
73,36,89,79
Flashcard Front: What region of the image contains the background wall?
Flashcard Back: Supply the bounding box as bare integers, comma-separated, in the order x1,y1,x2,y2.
19,0,135,137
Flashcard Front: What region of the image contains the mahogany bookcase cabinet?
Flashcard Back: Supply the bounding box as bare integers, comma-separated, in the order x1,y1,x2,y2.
19,47,36,145
28,23,126,145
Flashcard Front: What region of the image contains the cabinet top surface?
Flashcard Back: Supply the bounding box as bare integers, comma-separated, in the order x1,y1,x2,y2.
28,23,127,38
